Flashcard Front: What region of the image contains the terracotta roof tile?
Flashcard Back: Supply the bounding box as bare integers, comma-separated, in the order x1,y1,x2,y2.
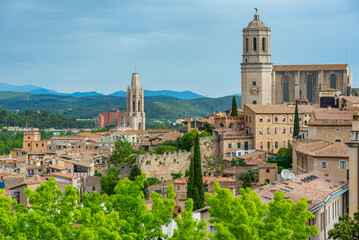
245,104,294,114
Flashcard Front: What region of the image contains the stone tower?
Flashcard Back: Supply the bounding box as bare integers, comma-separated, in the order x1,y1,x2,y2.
241,12,273,106
126,73,146,130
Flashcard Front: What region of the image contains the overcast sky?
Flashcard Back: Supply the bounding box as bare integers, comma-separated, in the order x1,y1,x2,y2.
0,0,358,97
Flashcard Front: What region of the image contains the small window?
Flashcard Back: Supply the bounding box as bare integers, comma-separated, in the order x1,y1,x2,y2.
282,116,286,122
283,141,286,147
177,186,180,190
290,127,293,134
335,139,342,143
282,128,286,134
253,37,257,51
226,152,231,157
267,116,270,122
262,37,266,51
290,116,293,122
266,169,270,173
253,81,256,86
322,161,327,169
253,100,257,104
267,141,271,149
232,152,236,157
340,161,346,169
259,142,263,149
228,143,232,148
245,38,248,53
259,128,263,134
336,128,340,131
267,128,270,134
275,127,278,134
275,141,278,149
28,143,30,147
275,116,278,122
237,143,241,148
259,115,263,122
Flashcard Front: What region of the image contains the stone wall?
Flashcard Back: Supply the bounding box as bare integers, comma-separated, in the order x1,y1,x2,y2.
135,136,220,180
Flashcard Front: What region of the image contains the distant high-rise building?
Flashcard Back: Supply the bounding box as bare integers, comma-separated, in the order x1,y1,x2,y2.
126,73,146,130
94,110,126,129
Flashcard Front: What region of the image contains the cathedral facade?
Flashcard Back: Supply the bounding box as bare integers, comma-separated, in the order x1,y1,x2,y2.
126,73,146,130
241,13,353,106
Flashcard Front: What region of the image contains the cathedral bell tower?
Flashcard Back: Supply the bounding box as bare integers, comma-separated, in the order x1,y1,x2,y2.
126,73,146,130
241,11,273,106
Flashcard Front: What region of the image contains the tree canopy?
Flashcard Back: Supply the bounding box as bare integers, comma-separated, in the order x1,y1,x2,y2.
328,207,359,240
109,139,135,167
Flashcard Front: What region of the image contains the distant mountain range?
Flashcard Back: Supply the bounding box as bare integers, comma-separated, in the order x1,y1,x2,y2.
0,83,205,100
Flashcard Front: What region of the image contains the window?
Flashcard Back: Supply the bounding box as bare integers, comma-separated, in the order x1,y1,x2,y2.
275,127,278,134
229,123,234,129
246,116,248,122
36,143,38,147
283,141,286,147
28,143,30,147
328,206,331,224
244,141,249,150
335,138,342,142
259,128,263,134
330,74,337,89
265,179,270,184
228,143,232,148
307,75,313,102
290,127,293,134
275,116,278,122
253,37,257,51
253,81,256,86
177,186,180,190
237,142,241,148
322,161,327,169
245,38,248,53
259,142,263,149
282,128,286,134
253,100,257,104
340,161,346,169
282,116,286,122
226,152,231,157
267,128,270,134
282,76,290,102
55,160,58,165
259,115,263,122
275,141,278,149
267,116,270,122
266,169,270,173
267,141,271,149
232,152,236,157
336,128,340,131
262,37,266,51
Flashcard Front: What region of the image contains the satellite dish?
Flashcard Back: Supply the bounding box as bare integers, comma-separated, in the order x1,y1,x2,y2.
281,169,295,180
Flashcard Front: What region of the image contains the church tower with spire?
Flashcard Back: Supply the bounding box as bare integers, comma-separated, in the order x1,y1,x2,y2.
241,11,273,106
126,73,146,130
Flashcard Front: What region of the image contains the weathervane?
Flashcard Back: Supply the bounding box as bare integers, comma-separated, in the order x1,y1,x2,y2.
255,8,258,13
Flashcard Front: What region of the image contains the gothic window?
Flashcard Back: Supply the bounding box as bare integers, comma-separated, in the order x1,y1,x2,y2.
307,75,313,102
246,38,248,53
253,81,256,86
330,74,337,89
262,37,266,51
282,76,290,102
253,37,257,51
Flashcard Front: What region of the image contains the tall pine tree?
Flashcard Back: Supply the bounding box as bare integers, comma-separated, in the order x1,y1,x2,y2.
293,101,300,138
186,133,205,210
230,96,239,116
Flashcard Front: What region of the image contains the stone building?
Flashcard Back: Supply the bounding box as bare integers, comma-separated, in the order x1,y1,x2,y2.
244,104,307,153
241,12,353,106
94,109,126,129
23,131,48,154
126,73,146,130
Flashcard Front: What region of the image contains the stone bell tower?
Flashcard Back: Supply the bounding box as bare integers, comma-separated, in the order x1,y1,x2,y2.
126,73,146,130
241,11,273,106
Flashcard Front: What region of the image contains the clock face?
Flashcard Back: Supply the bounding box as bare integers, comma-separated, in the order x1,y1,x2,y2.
250,86,260,95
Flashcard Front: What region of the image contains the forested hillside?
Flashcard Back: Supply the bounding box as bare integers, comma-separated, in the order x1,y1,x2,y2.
0,92,240,120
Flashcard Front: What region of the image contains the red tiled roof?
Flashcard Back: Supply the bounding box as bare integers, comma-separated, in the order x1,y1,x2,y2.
51,172,78,179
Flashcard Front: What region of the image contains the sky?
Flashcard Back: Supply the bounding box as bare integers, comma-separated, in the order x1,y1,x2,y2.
0,0,358,97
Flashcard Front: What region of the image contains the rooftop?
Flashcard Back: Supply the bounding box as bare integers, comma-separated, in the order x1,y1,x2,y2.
296,141,348,158
245,104,294,114
255,171,348,211
273,64,349,72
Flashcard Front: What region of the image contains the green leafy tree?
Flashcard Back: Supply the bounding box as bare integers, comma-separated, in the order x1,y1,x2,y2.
109,139,134,166
181,129,197,151
242,173,253,189
204,122,213,135
128,164,142,181
187,133,204,210
205,183,317,239
293,101,300,138
230,96,239,116
170,172,182,179
100,170,118,195
328,207,359,240
172,198,209,240
205,156,225,176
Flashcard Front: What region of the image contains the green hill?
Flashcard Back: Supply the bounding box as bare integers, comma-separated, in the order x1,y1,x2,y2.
0,92,240,120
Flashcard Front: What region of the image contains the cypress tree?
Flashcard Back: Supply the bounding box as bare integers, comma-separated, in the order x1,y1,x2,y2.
293,102,300,138
186,133,204,210
230,96,239,116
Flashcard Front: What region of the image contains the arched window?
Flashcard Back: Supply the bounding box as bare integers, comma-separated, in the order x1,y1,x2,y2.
253,37,257,51
253,81,256,86
259,128,263,134
253,100,257,104
307,75,313,102
229,123,234,129
246,38,248,53
330,74,337,89
219,123,224,128
259,115,263,122
262,37,266,51
282,76,290,102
